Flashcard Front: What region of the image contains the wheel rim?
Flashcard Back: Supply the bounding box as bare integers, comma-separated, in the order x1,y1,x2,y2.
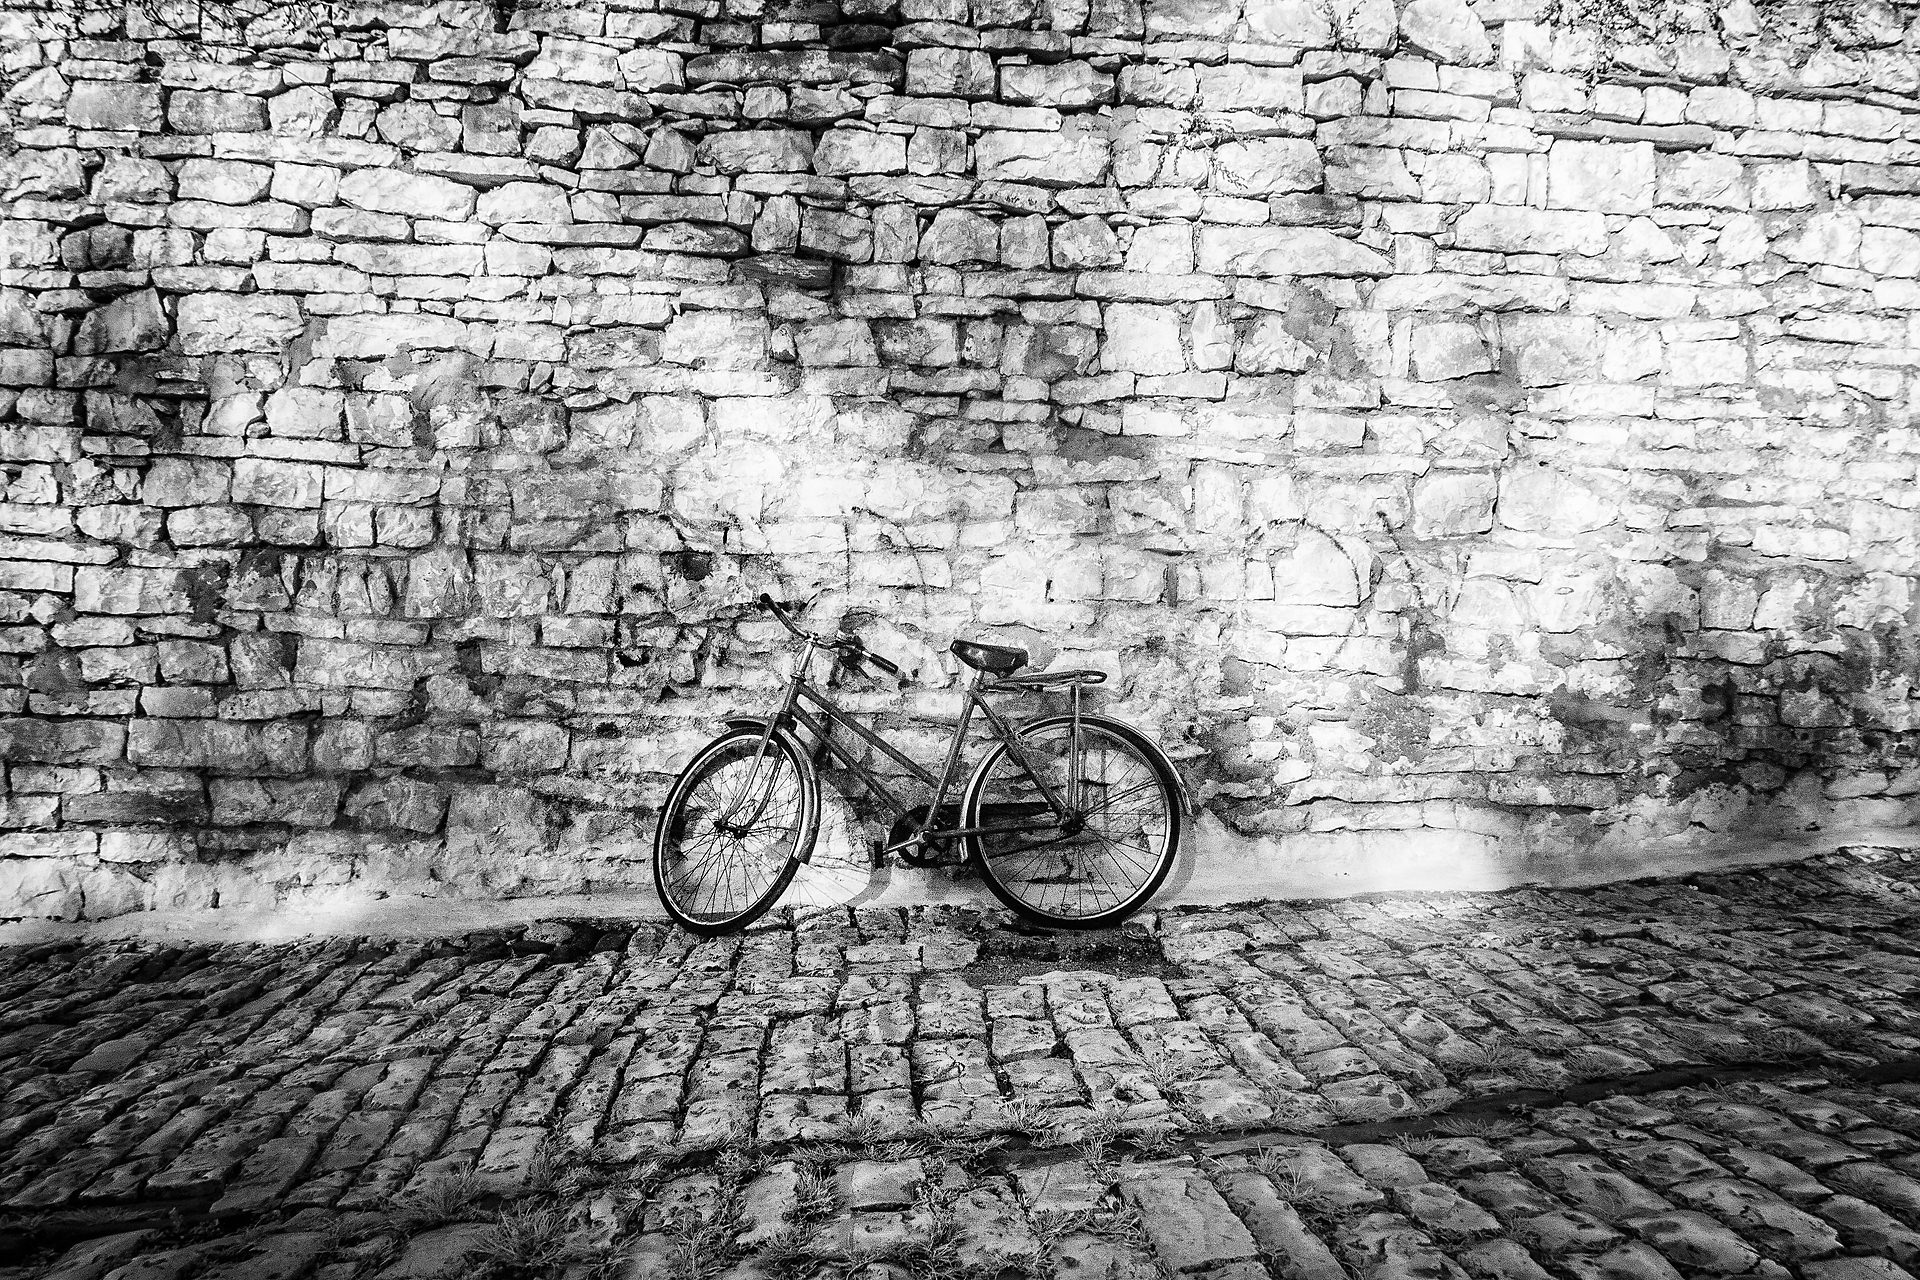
660,741,806,925
973,723,1173,921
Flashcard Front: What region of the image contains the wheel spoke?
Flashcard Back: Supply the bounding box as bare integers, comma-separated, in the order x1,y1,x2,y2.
972,722,1176,922
657,737,808,927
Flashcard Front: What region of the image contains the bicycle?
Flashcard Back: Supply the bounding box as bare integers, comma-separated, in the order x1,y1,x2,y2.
652,594,1190,936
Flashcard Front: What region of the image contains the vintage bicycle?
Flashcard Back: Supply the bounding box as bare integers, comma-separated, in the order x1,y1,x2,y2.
651,595,1189,936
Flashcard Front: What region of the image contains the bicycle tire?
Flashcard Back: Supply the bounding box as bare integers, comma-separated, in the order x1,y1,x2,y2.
652,726,818,936
961,714,1183,929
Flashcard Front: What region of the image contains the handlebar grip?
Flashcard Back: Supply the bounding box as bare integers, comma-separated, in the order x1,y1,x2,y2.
837,637,903,678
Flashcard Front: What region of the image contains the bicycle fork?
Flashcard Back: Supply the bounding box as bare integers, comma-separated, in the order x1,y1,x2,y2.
717,641,811,837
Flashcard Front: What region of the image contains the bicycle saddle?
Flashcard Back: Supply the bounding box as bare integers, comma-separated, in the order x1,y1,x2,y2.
951,639,1027,674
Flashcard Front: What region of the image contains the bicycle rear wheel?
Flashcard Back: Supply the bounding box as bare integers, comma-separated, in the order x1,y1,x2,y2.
653,726,818,935
961,714,1182,929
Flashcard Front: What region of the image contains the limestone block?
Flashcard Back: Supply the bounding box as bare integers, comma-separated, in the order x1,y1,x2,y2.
346,777,447,833
1001,62,1114,108
619,49,684,92
526,36,619,84
1103,303,1186,375
660,311,771,368
975,129,1110,187
176,158,272,204
73,289,168,355
1776,212,1862,267
1685,86,1755,128
920,208,1000,264
1399,0,1492,64
74,565,195,614
906,48,997,98
1052,216,1118,268
1498,467,1618,534
338,168,477,221
1666,339,1747,386
876,319,962,366
1270,527,1359,607
0,220,59,269
375,101,461,151
143,459,230,509
93,154,172,203
1120,64,1198,107
1234,314,1313,374
0,349,55,386
264,388,345,439
1328,146,1420,200
270,85,338,136
66,82,163,131
1863,226,1920,277
1411,320,1492,381
1244,0,1334,44
686,49,903,87
233,459,326,509
0,718,125,765
168,89,268,133
1213,138,1323,196
269,163,339,208
1412,473,1497,536
313,313,468,359
478,181,573,225
1547,140,1655,215
796,319,879,366
1420,154,1490,203
814,129,909,175
1753,160,1817,210
749,194,801,253
1145,0,1239,38
1453,206,1608,255
175,293,303,355
1197,227,1391,276
1656,152,1747,208
211,778,343,827
699,129,814,174
0,857,76,918
1122,225,1191,274
1499,314,1601,386
999,215,1049,268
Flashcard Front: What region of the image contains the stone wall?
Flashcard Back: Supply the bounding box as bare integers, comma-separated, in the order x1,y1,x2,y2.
2,0,1918,921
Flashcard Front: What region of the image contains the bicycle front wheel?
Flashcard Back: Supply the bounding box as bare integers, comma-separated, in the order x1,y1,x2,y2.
652,726,818,936
961,714,1183,929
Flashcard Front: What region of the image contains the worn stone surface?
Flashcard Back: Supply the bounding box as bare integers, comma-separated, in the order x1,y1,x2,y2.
3,854,1920,1277
0,0,1918,921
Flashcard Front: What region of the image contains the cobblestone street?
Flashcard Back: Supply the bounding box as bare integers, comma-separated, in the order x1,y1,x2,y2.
5,848,1920,1279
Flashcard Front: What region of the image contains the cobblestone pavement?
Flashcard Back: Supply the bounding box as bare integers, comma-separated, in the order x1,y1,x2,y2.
5,848,1920,1279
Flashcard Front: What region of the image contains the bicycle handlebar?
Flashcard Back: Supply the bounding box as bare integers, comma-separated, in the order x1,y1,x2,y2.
758,594,904,678
758,592,804,638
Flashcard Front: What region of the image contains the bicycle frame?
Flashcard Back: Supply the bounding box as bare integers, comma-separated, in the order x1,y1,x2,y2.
725,637,1084,860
